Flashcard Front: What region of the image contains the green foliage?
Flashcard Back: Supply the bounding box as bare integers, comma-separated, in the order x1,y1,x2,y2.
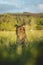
0,14,43,30
35,17,43,30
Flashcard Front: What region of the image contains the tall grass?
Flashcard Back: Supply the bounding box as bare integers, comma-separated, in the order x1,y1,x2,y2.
0,30,43,65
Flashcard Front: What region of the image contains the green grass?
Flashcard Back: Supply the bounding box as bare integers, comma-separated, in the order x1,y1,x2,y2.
0,30,43,65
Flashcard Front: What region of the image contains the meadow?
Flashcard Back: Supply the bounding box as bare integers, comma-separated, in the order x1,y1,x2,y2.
0,30,43,65
0,13,43,65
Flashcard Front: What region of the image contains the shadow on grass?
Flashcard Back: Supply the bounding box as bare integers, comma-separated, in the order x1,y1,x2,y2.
35,39,43,65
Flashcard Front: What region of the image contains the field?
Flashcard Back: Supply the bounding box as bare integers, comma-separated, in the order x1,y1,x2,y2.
0,13,43,65
0,30,43,65
0,30,43,44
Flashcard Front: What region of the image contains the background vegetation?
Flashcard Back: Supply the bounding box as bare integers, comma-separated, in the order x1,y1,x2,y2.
0,13,43,30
